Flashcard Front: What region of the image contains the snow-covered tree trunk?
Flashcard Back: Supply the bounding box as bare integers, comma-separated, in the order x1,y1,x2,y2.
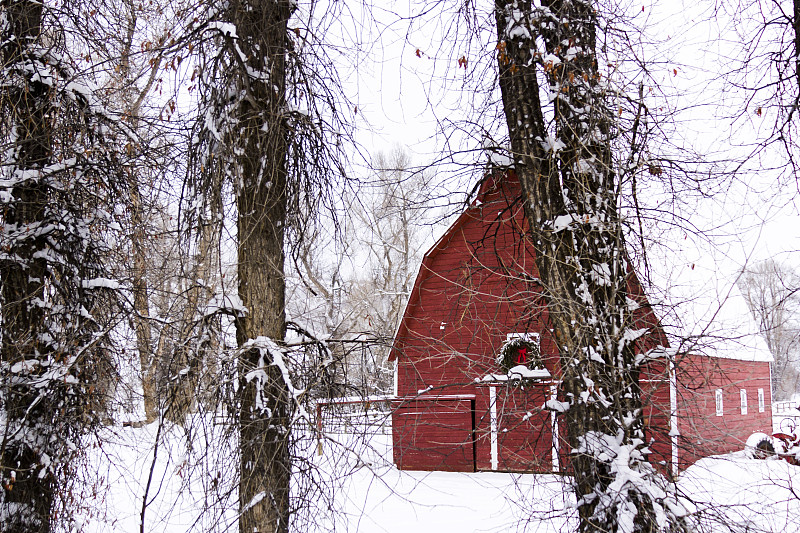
795,0,800,91
0,1,124,529
494,1,686,531
0,3,55,528
192,0,353,526
216,1,293,532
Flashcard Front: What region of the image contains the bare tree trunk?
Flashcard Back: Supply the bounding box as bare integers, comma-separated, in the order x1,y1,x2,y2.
794,0,799,92
114,1,161,423
494,1,682,531
0,2,55,530
165,195,222,422
129,181,159,422
228,1,292,532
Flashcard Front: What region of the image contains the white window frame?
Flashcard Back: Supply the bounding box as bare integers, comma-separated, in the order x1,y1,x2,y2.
758,388,765,413
715,389,723,417
506,332,541,344
740,389,748,415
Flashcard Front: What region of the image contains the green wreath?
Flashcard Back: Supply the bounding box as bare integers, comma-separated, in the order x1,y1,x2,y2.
497,337,542,372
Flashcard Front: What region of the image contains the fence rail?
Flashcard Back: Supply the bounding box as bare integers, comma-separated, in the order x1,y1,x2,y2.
315,396,393,436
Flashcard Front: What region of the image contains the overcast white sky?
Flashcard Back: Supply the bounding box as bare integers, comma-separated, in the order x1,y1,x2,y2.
327,0,800,350
341,0,800,267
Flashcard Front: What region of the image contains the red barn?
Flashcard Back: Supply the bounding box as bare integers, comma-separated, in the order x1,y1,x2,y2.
390,170,773,475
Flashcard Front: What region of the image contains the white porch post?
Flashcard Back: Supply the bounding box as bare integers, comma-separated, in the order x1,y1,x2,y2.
551,383,559,472
669,357,679,478
489,385,498,470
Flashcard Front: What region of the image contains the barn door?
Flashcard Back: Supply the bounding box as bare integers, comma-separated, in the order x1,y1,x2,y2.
494,384,555,472
392,397,476,472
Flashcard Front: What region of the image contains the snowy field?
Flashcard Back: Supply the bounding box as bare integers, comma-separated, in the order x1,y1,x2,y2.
76,414,800,533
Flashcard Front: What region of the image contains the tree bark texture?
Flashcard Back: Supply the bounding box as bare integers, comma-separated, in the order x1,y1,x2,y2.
0,2,55,530
794,0,799,92
226,2,292,532
129,180,158,423
0,2,118,529
494,1,678,531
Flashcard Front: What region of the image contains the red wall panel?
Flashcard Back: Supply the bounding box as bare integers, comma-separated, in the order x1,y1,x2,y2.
675,354,772,468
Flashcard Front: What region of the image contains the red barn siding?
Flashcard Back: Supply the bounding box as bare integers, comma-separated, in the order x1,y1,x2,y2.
392,397,475,472
495,385,554,471
473,388,493,470
472,384,557,471
640,360,673,470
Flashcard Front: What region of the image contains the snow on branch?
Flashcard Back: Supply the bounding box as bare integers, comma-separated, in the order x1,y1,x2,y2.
575,431,688,533
241,336,315,425
206,20,272,82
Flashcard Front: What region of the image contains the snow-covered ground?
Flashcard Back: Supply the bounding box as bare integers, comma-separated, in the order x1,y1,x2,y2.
680,453,800,532
76,414,800,533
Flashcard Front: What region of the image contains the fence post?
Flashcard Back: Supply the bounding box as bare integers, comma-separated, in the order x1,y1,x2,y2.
316,401,324,455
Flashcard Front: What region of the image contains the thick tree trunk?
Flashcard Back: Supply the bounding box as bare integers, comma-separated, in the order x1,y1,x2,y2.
494,1,675,532
228,2,292,532
0,2,56,531
795,0,799,91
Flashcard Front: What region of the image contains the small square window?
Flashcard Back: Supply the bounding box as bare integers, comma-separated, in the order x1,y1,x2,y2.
740,389,748,415
758,388,765,413
715,389,723,417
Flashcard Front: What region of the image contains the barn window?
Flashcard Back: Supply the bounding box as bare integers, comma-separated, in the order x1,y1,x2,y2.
497,333,542,372
715,389,723,417
758,388,765,413
740,389,748,415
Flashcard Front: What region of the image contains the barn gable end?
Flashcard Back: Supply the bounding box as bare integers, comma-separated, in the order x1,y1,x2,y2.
390,170,773,474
